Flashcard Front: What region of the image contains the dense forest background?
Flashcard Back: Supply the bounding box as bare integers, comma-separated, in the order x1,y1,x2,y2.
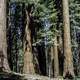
0,0,80,79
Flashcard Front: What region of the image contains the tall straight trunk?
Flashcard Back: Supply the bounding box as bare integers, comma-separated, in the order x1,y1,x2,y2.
0,0,10,71
62,0,75,77
53,36,59,77
50,46,54,77
23,11,35,74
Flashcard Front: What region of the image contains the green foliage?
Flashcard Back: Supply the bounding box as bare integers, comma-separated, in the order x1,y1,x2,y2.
7,2,24,72
69,0,80,76
32,0,58,46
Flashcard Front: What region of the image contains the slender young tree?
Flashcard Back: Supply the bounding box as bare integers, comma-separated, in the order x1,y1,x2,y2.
62,0,75,77
50,46,54,77
53,36,59,77
0,0,10,71
23,6,35,74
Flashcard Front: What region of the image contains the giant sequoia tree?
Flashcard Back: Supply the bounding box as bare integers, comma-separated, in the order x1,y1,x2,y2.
62,0,75,77
0,0,10,71
23,5,35,74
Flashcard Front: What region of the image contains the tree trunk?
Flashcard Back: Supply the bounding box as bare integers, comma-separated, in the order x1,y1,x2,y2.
62,0,75,77
0,0,10,71
23,11,35,74
50,46,54,77
53,36,59,77
58,35,63,54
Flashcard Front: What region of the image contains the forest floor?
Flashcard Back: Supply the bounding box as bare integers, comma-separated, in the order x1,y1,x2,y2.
0,71,80,80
